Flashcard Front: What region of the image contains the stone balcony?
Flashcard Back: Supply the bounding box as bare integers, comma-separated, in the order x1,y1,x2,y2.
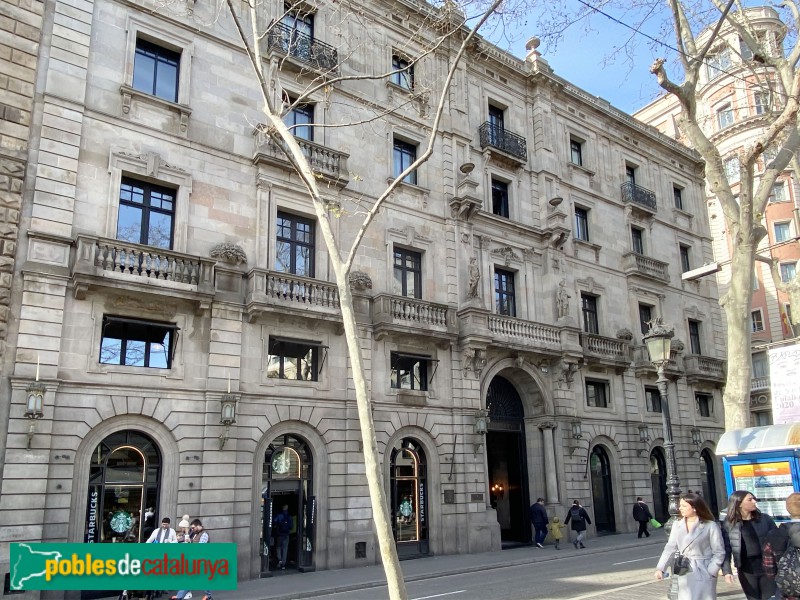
580,333,632,370
457,306,568,356
253,128,350,189
684,354,726,386
631,344,684,379
373,294,457,343
71,235,216,310
245,269,341,324
751,376,770,392
622,252,670,284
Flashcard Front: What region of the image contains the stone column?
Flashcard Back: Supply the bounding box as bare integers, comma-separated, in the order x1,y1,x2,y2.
539,421,559,504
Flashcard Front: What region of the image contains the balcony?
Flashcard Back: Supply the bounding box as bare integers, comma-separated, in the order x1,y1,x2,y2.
457,305,565,356
632,344,683,378
478,122,527,165
620,181,657,215
254,128,350,189
266,21,338,73
622,252,670,284
373,294,457,342
580,333,631,370
751,376,770,392
245,269,341,323
71,235,216,309
684,354,726,386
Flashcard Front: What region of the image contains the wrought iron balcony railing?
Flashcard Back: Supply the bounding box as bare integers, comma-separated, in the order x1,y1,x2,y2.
620,181,657,211
478,122,527,161
267,21,338,72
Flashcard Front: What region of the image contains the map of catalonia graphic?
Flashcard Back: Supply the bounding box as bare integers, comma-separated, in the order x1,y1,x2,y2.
10,544,63,590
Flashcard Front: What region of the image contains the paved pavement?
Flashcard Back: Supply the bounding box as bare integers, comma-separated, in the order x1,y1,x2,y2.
216,530,749,600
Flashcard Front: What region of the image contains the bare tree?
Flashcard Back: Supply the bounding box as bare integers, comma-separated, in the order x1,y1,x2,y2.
218,1,505,598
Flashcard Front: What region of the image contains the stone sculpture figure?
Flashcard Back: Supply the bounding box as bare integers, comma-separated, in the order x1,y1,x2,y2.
467,256,481,299
556,279,571,319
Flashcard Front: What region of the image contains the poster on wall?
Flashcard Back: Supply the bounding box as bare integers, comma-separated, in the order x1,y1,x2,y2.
768,343,800,424
730,462,794,520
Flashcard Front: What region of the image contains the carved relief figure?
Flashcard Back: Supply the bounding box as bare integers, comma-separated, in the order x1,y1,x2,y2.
556,279,571,318
467,256,481,299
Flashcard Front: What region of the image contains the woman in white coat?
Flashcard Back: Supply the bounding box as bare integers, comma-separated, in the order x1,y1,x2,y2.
655,492,727,600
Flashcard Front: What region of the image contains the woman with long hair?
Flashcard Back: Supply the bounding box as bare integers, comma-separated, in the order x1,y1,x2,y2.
655,492,726,599
721,490,777,600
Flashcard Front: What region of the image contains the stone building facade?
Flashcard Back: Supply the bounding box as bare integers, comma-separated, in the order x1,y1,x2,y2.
634,6,800,426
0,0,727,592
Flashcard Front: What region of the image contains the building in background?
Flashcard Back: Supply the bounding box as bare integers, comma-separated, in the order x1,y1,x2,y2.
0,0,726,591
635,6,800,427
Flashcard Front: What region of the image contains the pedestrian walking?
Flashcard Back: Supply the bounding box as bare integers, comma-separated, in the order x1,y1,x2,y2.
564,500,591,549
721,490,777,600
655,492,726,600
172,519,212,600
146,517,177,544
633,497,653,539
273,505,293,570
548,516,566,550
762,492,800,600
529,498,549,548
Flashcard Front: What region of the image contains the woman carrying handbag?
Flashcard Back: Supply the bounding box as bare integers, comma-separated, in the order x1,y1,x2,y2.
655,492,726,600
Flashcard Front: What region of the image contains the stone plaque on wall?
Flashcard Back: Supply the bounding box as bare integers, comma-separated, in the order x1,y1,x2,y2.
470,493,484,502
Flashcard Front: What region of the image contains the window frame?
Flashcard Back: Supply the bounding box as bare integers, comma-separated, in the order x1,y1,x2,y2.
574,207,590,242
696,393,713,418
779,261,797,283
638,303,653,336
585,379,609,408
645,386,662,413
769,182,787,203
581,293,599,335
625,165,636,186
570,137,584,166
673,185,684,210
754,91,769,115
688,319,702,355
116,177,177,250
631,226,645,255
100,315,178,369
724,157,740,183
132,38,181,103
283,95,314,141
393,138,418,185
267,336,323,381
751,309,765,333
390,352,431,391
774,221,792,243
390,53,414,90
679,245,691,273
393,247,422,299
494,268,516,317
275,211,316,277
716,103,734,129
491,177,510,218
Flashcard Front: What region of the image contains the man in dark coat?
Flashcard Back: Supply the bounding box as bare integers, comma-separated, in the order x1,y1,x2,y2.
529,498,549,548
564,500,592,548
632,497,653,538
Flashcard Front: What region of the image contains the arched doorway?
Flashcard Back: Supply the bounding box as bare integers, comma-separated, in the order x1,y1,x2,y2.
261,434,315,574
650,448,669,523
589,445,616,534
486,375,530,544
84,430,161,544
700,449,719,517
390,438,429,558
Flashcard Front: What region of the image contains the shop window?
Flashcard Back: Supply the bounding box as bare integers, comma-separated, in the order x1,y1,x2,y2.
391,353,431,391
267,336,323,381
133,38,180,103
494,268,516,317
393,247,422,299
117,178,176,249
276,212,315,277
390,439,428,555
586,379,609,408
100,316,177,369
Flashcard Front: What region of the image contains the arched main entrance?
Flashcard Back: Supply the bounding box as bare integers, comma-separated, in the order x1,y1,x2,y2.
261,434,315,574
486,375,530,544
650,448,669,523
700,449,719,517
390,438,429,558
85,430,162,544
590,445,616,534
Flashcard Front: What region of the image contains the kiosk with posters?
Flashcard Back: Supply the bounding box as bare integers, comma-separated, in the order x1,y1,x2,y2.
716,423,800,521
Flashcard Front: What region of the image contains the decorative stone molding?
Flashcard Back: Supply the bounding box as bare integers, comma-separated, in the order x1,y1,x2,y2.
671,339,685,353
557,358,583,389
210,242,247,265
616,328,634,342
462,346,487,377
349,271,373,290
490,246,520,266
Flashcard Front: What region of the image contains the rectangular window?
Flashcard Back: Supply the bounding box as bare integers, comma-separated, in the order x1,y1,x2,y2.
625,165,636,186
283,97,314,141
570,137,583,166
751,310,765,333
393,138,417,185
391,54,414,90
581,293,599,334
574,207,589,242
494,268,516,317
631,227,644,254
717,104,734,129
780,262,797,283
769,182,787,203
688,319,702,355
639,304,653,336
724,157,740,183
774,222,791,243
393,247,422,299
645,386,662,413
680,245,691,273
696,393,713,418
281,7,314,42
267,337,321,381
117,178,176,249
740,37,754,60
753,411,772,427
133,38,180,103
752,352,768,378
673,186,684,210
100,316,176,369
391,352,429,391
585,380,609,408
491,178,509,218
276,211,315,277
707,50,731,79
754,91,768,115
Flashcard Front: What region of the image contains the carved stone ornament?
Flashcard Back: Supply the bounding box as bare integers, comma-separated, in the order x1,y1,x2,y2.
349,271,373,290
491,246,520,266
557,359,582,389
671,339,685,353
209,242,248,265
615,328,634,342
462,346,487,377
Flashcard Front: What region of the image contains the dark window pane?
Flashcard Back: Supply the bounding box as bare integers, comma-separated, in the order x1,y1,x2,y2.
132,40,180,103
100,317,174,369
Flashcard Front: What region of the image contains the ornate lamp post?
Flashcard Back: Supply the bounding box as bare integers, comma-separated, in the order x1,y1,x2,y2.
643,319,682,531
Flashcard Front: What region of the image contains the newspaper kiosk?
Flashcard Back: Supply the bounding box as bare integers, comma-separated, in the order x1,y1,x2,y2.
715,423,800,521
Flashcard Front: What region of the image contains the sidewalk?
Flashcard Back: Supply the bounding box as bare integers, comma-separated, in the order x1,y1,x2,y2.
218,530,671,600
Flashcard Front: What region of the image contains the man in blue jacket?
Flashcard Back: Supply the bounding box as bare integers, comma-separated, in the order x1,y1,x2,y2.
529,498,549,548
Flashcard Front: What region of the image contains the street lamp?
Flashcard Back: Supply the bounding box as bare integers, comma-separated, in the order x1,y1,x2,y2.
643,318,682,531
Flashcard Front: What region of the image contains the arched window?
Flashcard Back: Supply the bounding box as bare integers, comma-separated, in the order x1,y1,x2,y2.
390,438,428,556
650,448,669,523
590,446,616,533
